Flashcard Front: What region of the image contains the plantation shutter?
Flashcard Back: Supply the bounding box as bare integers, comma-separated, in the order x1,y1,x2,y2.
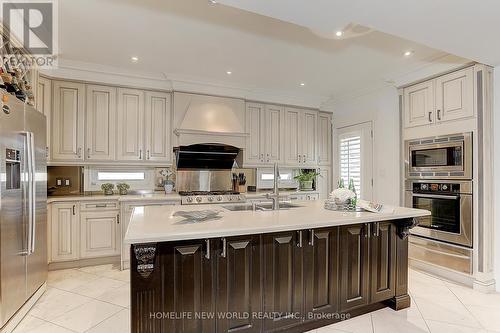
339,134,362,197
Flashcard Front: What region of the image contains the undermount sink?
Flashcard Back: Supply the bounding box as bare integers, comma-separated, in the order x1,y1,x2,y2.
222,202,302,211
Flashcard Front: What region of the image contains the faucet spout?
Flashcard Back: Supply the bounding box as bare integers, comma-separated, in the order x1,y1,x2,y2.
266,163,280,210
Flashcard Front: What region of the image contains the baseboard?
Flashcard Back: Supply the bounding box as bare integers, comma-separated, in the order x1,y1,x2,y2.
0,283,46,333
49,256,120,271
473,279,497,293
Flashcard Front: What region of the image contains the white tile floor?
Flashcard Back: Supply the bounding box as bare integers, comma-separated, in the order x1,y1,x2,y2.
12,264,500,333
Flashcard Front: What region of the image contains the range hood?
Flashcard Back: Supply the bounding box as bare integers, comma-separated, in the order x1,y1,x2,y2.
175,144,241,170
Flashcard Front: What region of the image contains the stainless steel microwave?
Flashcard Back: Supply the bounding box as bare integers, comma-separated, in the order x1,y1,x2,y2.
405,132,472,179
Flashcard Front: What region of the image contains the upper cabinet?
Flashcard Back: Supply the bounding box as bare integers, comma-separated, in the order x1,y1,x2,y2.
244,103,284,166
85,85,116,161
144,91,172,163
48,78,172,165
116,88,145,161
284,107,318,167
318,112,332,166
403,67,474,128
51,80,86,161
36,76,52,160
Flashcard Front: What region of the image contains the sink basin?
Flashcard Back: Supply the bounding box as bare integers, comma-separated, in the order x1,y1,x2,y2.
222,202,302,211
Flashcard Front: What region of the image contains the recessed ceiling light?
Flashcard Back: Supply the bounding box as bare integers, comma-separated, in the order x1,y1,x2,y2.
335,31,343,37
131,56,139,63
226,71,232,75
209,0,217,4
300,83,305,86
404,51,413,57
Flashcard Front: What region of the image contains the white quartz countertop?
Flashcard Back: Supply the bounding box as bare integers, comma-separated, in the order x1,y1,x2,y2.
124,201,430,244
47,193,181,203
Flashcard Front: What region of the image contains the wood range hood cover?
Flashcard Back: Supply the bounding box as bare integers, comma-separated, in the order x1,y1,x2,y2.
173,92,248,148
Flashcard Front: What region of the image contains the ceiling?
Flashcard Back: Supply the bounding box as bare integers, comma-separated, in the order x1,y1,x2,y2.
53,0,473,107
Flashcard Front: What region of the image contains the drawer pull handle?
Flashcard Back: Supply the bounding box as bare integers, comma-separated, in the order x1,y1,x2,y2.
221,238,227,258
95,204,107,208
205,239,210,260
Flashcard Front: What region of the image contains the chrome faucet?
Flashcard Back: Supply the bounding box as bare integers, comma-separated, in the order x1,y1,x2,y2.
266,163,280,210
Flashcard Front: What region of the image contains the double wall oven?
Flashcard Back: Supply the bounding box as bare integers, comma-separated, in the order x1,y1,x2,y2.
404,133,473,274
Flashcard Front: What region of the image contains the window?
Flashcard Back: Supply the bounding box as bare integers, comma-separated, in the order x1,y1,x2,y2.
84,166,155,191
336,122,373,200
97,172,145,181
339,135,361,196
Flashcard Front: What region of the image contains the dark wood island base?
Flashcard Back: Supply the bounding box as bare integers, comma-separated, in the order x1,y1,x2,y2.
130,219,416,333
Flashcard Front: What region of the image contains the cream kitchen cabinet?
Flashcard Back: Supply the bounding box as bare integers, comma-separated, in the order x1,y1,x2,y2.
318,112,332,166
36,76,51,160
80,210,120,258
435,67,474,122
50,202,80,262
116,88,145,161
85,85,117,161
403,67,474,128
284,107,318,166
244,103,284,166
144,91,172,163
51,81,86,161
317,167,332,200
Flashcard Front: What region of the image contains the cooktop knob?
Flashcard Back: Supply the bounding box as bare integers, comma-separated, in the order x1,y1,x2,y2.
217,196,223,201
442,184,448,191
195,196,202,203
207,196,214,202
186,197,194,203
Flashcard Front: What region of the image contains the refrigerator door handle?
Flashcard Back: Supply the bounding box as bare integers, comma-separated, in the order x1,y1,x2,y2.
24,131,36,255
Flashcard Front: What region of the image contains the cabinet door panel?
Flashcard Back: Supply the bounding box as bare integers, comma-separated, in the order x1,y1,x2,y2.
52,81,85,161
145,91,172,163
339,224,369,311
318,113,332,166
217,235,262,333
162,240,215,333
263,231,303,331
36,77,51,160
264,105,283,164
284,108,301,165
51,203,79,262
403,81,434,128
302,110,318,165
304,228,338,320
370,222,397,302
245,103,264,165
80,211,120,258
85,85,116,161
435,67,474,122
117,88,144,161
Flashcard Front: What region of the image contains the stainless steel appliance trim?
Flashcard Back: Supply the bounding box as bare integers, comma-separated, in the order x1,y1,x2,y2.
409,235,473,274
29,132,36,254
413,193,459,200
404,179,473,194
405,132,472,179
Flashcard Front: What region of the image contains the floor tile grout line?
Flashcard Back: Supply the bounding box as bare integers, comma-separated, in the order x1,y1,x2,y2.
370,313,375,333
445,283,488,331
407,293,432,333
81,307,126,333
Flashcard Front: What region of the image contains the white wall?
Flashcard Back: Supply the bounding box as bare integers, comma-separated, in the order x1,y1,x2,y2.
494,66,500,291
332,86,400,206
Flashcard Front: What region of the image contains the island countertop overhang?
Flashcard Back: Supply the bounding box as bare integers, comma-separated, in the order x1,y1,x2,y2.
124,201,430,244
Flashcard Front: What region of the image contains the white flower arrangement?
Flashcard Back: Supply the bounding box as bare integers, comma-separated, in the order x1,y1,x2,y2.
330,188,356,202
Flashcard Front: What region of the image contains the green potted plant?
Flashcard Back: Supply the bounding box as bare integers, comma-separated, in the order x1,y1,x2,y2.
294,170,321,191
116,183,130,195
101,183,115,195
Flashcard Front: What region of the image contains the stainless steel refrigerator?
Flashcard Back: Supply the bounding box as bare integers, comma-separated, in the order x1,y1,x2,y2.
0,93,47,328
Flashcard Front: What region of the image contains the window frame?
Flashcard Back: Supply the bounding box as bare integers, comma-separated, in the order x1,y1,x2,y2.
84,166,156,192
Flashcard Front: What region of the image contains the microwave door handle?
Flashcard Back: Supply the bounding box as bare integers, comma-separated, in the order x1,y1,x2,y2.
412,193,459,200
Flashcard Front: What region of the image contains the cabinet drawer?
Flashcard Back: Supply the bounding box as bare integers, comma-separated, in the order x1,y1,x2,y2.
81,201,119,211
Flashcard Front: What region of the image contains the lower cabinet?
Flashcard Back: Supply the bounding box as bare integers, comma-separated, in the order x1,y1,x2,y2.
339,222,397,311
131,221,405,333
80,211,120,258
50,202,80,262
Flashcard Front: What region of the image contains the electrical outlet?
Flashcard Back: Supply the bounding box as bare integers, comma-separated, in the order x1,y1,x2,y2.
64,179,71,187
56,178,62,186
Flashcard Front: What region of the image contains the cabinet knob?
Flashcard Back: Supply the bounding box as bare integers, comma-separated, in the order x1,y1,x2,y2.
87,148,91,159
77,147,82,158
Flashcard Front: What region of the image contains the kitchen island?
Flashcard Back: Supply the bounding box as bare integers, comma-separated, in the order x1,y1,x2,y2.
125,201,429,333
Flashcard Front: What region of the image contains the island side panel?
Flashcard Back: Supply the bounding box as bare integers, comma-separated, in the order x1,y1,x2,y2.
130,243,162,333
386,218,413,310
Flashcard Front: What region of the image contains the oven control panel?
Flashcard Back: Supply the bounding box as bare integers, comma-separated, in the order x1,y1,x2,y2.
412,182,461,194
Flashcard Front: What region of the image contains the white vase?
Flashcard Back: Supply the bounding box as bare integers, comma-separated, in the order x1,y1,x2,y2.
164,184,173,194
